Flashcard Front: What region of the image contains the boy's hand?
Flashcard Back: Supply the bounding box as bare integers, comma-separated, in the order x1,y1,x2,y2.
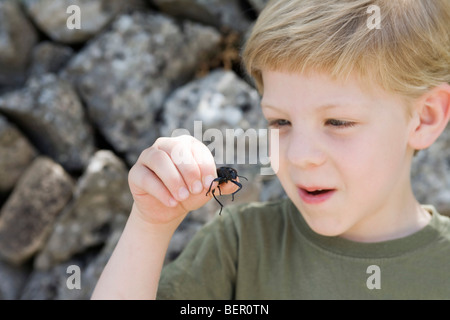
128,135,238,226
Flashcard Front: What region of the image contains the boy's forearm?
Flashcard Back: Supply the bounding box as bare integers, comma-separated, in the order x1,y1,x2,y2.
91,204,180,300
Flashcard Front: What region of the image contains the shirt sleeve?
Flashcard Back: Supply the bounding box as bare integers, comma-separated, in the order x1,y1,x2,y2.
156,208,239,300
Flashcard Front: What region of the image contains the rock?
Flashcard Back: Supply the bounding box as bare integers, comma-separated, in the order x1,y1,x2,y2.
19,259,82,300
28,41,74,77
0,0,38,87
0,74,96,172
20,214,127,300
55,214,127,300
0,259,29,300
22,0,124,44
161,69,264,138
0,115,37,193
153,0,252,33
35,150,133,270
412,126,450,216
248,0,270,13
0,157,74,265
62,11,221,165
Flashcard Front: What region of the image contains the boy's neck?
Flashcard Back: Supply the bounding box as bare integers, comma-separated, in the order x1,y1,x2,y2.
340,193,431,243
341,154,431,243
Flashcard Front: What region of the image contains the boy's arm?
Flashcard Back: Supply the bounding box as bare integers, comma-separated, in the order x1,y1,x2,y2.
91,204,182,299
91,135,237,299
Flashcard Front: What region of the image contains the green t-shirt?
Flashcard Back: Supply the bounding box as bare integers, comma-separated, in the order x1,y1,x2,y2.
157,198,450,299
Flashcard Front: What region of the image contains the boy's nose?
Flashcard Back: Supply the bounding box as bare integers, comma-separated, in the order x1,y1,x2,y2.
286,131,326,169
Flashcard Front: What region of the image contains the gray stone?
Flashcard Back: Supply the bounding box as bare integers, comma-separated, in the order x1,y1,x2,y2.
161,69,264,138
55,214,127,300
0,115,37,193
22,0,124,44
62,12,221,165
0,259,29,299
0,156,74,265
153,0,252,33
0,0,38,86
19,259,81,300
21,214,127,300
0,74,96,172
29,41,74,77
34,150,133,270
248,0,270,13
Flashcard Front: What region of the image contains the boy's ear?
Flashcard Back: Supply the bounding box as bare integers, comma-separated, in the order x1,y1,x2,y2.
408,83,450,151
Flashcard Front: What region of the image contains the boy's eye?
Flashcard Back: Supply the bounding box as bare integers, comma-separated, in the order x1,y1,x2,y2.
325,119,356,128
268,119,291,128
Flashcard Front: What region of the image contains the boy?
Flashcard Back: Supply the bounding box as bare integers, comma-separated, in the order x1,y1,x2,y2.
92,0,450,299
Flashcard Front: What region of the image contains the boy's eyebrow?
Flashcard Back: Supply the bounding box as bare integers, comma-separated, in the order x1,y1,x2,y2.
260,103,277,111
261,102,353,112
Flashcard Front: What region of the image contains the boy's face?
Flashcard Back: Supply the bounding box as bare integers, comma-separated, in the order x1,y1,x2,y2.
261,70,421,242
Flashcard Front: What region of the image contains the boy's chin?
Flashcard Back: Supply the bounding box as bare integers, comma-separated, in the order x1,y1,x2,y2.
310,227,345,238
303,216,350,238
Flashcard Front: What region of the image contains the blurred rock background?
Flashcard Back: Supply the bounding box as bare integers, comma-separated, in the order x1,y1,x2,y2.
0,0,448,300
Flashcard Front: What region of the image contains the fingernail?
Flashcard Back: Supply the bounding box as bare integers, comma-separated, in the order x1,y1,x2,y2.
191,180,203,194
178,186,189,201
204,175,215,189
168,198,178,207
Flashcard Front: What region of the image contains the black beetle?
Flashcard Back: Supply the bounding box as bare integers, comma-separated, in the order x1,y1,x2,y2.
206,166,248,215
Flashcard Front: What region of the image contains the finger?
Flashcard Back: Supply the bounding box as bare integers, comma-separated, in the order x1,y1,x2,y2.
128,163,178,208
190,138,217,191
140,147,190,202
166,138,203,195
158,135,216,195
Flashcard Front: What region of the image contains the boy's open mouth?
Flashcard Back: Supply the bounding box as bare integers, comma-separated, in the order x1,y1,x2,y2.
305,189,332,195
297,186,336,204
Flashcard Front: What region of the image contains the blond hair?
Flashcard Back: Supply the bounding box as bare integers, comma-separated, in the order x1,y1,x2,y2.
242,0,450,99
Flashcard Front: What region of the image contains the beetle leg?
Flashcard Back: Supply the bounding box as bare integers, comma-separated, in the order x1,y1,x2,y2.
211,188,224,215
206,180,214,196
229,180,243,201
206,178,220,196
